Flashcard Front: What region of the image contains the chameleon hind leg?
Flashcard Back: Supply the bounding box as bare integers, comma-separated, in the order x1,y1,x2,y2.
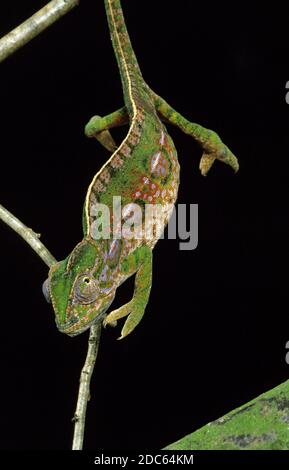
152,91,239,176
85,107,128,152
103,245,153,340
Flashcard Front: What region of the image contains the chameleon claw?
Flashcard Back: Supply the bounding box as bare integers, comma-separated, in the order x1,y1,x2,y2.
199,154,216,176
117,328,130,341
85,115,117,152
217,145,239,173
103,317,117,328
95,129,118,153
116,331,131,340
199,143,239,176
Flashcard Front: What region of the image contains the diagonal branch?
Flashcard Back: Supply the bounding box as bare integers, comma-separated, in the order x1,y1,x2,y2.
0,201,102,450
0,203,56,267
0,0,79,64
0,0,101,450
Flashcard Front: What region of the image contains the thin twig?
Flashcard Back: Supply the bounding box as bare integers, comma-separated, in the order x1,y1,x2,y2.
0,0,79,64
0,203,56,267
0,201,102,450
1,0,100,450
72,322,102,450
0,203,101,450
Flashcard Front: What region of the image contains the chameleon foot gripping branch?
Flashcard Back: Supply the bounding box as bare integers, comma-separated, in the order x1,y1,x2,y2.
43,0,239,340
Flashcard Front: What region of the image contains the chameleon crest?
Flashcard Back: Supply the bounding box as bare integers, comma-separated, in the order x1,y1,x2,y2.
43,0,238,339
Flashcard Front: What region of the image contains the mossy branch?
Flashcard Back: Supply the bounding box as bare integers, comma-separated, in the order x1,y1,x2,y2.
165,379,289,450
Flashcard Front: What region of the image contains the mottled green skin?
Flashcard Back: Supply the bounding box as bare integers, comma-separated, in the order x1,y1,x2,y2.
165,380,289,450
45,0,238,339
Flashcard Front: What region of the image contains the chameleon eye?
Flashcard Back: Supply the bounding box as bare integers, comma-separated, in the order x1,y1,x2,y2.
74,274,99,304
42,278,51,304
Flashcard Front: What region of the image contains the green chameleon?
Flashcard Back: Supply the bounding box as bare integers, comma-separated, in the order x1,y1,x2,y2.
42,0,239,340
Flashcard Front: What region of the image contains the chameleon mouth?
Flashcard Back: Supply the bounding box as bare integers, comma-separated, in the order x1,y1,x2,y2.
56,316,98,337
56,309,108,337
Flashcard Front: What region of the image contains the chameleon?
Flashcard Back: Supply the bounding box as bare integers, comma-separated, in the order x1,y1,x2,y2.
42,0,239,340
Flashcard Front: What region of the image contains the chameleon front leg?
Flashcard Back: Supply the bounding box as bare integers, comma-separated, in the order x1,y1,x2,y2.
85,106,129,152
152,91,239,176
103,245,153,340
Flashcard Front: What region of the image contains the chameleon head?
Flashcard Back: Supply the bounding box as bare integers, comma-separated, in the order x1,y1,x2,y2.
42,238,116,336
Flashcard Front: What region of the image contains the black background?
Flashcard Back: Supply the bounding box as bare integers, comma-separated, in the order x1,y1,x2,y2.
0,0,288,450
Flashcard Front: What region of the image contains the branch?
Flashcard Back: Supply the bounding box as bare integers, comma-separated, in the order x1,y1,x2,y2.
1,1,101,449
165,379,289,450
72,322,102,450
0,203,56,267
0,0,79,64
0,202,102,450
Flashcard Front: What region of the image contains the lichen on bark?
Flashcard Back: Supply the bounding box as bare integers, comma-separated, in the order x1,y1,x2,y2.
165,379,289,450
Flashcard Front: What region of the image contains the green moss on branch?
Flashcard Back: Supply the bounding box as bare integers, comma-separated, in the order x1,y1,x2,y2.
165,380,289,450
